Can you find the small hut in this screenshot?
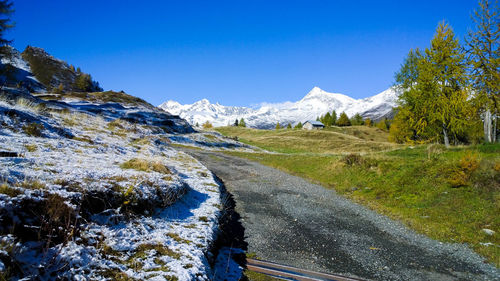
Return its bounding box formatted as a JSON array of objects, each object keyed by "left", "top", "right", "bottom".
[{"left": 303, "top": 120, "right": 324, "bottom": 130}]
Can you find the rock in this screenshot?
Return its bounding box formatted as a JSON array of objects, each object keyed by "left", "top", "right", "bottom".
[{"left": 481, "top": 228, "right": 495, "bottom": 236}]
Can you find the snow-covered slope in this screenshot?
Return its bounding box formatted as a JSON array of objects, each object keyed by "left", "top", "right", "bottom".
[
  {"left": 0, "top": 89, "right": 249, "bottom": 280},
  {"left": 159, "top": 87, "right": 399, "bottom": 129},
  {"left": 0, "top": 47, "right": 45, "bottom": 92}
]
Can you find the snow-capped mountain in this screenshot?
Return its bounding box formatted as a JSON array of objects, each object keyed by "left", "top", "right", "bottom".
[{"left": 159, "top": 87, "right": 399, "bottom": 129}]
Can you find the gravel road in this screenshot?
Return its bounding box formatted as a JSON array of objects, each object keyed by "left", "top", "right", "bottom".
[{"left": 183, "top": 149, "right": 499, "bottom": 281}]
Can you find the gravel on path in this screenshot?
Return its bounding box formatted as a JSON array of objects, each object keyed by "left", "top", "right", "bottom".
[{"left": 183, "top": 149, "right": 499, "bottom": 281}]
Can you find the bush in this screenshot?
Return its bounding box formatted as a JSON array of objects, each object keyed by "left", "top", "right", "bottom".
[
  {"left": 342, "top": 153, "right": 364, "bottom": 166},
  {"left": 448, "top": 152, "right": 480, "bottom": 187},
  {"left": 22, "top": 122, "right": 44, "bottom": 137},
  {"left": 24, "top": 144, "right": 37, "bottom": 152}
]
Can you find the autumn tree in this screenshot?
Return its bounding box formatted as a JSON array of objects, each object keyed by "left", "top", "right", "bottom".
[
  {"left": 336, "top": 112, "right": 351, "bottom": 126},
  {"left": 392, "top": 22, "right": 474, "bottom": 146},
  {"left": 466, "top": 0, "right": 500, "bottom": 142},
  {"left": 423, "top": 22, "right": 472, "bottom": 146},
  {"left": 365, "top": 118, "right": 372, "bottom": 126},
  {"left": 202, "top": 121, "right": 213, "bottom": 129},
  {"left": 74, "top": 73, "right": 93, "bottom": 92}
]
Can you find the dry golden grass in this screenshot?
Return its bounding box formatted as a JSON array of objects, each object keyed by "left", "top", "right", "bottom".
[
  {"left": 215, "top": 126, "right": 399, "bottom": 154},
  {"left": 120, "top": 158, "right": 171, "bottom": 174}
]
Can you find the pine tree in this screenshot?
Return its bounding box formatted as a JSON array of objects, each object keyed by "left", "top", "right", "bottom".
[
  {"left": 331, "top": 110, "right": 337, "bottom": 125},
  {"left": 336, "top": 112, "right": 351, "bottom": 126},
  {"left": 323, "top": 112, "right": 332, "bottom": 126},
  {"left": 351, "top": 113, "right": 364, "bottom": 125},
  {"left": 466, "top": 0, "right": 500, "bottom": 143},
  {"left": 286, "top": 123, "right": 292, "bottom": 129},
  {"left": 0, "top": 0, "right": 13, "bottom": 57},
  {"left": 294, "top": 122, "right": 303, "bottom": 129},
  {"left": 275, "top": 122, "right": 281, "bottom": 130},
  {"left": 234, "top": 119, "right": 239, "bottom": 126},
  {"left": 239, "top": 118, "right": 246, "bottom": 127}
]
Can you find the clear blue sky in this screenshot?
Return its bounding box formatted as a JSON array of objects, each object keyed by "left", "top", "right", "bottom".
[{"left": 11, "top": 0, "right": 477, "bottom": 106}]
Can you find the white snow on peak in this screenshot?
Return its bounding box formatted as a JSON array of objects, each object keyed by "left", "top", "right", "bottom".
[{"left": 159, "top": 87, "right": 400, "bottom": 129}]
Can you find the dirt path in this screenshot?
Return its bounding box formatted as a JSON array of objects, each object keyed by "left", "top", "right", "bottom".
[{"left": 183, "top": 149, "right": 499, "bottom": 281}]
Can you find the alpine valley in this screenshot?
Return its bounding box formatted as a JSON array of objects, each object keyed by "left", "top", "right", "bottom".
[{"left": 159, "top": 87, "right": 399, "bottom": 129}]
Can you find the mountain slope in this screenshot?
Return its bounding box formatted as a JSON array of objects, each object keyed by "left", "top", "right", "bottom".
[
  {"left": 21, "top": 46, "right": 102, "bottom": 92},
  {"left": 159, "top": 87, "right": 399, "bottom": 129},
  {"left": 0, "top": 47, "right": 45, "bottom": 92}
]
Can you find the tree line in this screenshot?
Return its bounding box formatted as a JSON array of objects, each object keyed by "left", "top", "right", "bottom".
[{"left": 390, "top": 0, "right": 499, "bottom": 146}]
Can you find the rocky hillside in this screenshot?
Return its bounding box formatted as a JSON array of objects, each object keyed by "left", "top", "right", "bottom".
[
  {"left": 159, "top": 87, "right": 399, "bottom": 129},
  {"left": 0, "top": 47, "right": 250, "bottom": 280},
  {"left": 21, "top": 46, "right": 102, "bottom": 92},
  {"left": 0, "top": 47, "right": 45, "bottom": 92}
]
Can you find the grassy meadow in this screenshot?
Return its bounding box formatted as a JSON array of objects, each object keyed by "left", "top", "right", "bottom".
[{"left": 214, "top": 126, "right": 500, "bottom": 266}]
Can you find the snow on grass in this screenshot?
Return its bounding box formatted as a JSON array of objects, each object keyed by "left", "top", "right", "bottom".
[{"left": 0, "top": 95, "right": 233, "bottom": 280}]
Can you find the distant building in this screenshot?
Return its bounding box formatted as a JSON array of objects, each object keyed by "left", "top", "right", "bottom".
[{"left": 303, "top": 120, "right": 324, "bottom": 130}]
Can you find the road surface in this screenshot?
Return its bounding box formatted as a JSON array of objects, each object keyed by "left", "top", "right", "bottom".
[{"left": 183, "top": 149, "right": 499, "bottom": 281}]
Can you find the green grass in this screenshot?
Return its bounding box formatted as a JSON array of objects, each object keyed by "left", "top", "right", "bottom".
[
  {"left": 245, "top": 270, "right": 284, "bottom": 281},
  {"left": 217, "top": 127, "right": 500, "bottom": 266}
]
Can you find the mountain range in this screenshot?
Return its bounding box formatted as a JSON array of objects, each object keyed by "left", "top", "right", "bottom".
[{"left": 159, "top": 87, "right": 399, "bottom": 129}]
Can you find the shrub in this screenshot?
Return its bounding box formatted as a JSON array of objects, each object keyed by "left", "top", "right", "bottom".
[
  {"left": 22, "top": 122, "right": 44, "bottom": 137},
  {"left": 448, "top": 153, "right": 480, "bottom": 187},
  {"left": 107, "top": 119, "right": 124, "bottom": 131},
  {"left": 342, "top": 153, "right": 364, "bottom": 166},
  {"left": 426, "top": 144, "right": 444, "bottom": 160},
  {"left": 24, "top": 144, "right": 37, "bottom": 152},
  {"left": 43, "top": 194, "right": 76, "bottom": 244}
]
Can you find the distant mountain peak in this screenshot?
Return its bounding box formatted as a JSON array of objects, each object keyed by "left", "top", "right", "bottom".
[{"left": 159, "top": 87, "right": 399, "bottom": 129}]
